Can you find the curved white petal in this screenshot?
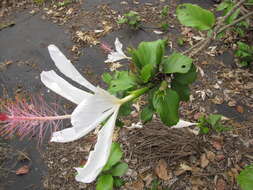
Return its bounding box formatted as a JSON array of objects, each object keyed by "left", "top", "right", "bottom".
[
  {"left": 75, "top": 105, "right": 120, "bottom": 183},
  {"left": 50, "top": 108, "right": 114, "bottom": 142},
  {"left": 115, "top": 38, "right": 125, "bottom": 55},
  {"left": 71, "top": 88, "right": 119, "bottom": 134},
  {"left": 48, "top": 45, "right": 96, "bottom": 92},
  {"left": 41, "top": 70, "right": 91, "bottom": 104},
  {"left": 105, "top": 38, "right": 128, "bottom": 63},
  {"left": 171, "top": 119, "right": 197, "bottom": 129}
]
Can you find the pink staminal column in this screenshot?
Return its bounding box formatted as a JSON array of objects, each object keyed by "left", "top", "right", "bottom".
[{"left": 0, "top": 96, "right": 71, "bottom": 143}]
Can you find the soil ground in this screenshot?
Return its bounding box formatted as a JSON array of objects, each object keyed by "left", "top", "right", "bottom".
[{"left": 0, "top": 0, "right": 252, "bottom": 190}]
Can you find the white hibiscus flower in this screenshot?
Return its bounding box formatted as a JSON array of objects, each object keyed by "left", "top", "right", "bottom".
[{"left": 40, "top": 44, "right": 196, "bottom": 184}]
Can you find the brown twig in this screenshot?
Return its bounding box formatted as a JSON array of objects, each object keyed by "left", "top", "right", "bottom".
[
  {"left": 184, "top": 0, "right": 252, "bottom": 58},
  {"left": 217, "top": 11, "right": 253, "bottom": 33}
]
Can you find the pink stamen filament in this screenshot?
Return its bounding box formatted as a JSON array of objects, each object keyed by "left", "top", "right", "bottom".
[{"left": 8, "top": 114, "right": 71, "bottom": 121}]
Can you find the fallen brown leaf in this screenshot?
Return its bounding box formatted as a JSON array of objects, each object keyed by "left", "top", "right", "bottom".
[
  {"left": 16, "top": 165, "right": 29, "bottom": 175},
  {"left": 211, "top": 141, "right": 222, "bottom": 150},
  {"left": 200, "top": 154, "right": 209, "bottom": 168},
  {"left": 236, "top": 105, "right": 244, "bottom": 113},
  {"left": 130, "top": 179, "right": 144, "bottom": 190},
  {"left": 215, "top": 154, "right": 225, "bottom": 161},
  {"left": 155, "top": 159, "right": 172, "bottom": 180},
  {"left": 216, "top": 178, "right": 226, "bottom": 190},
  {"left": 206, "top": 151, "right": 215, "bottom": 162}
]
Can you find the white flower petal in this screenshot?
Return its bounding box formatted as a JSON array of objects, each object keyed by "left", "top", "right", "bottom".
[
  {"left": 41, "top": 70, "right": 91, "bottom": 104},
  {"left": 171, "top": 119, "right": 197, "bottom": 129},
  {"left": 48, "top": 45, "right": 96, "bottom": 92},
  {"left": 71, "top": 88, "right": 119, "bottom": 134},
  {"left": 75, "top": 105, "right": 120, "bottom": 183},
  {"left": 50, "top": 108, "right": 114, "bottom": 143},
  {"left": 104, "top": 38, "right": 128, "bottom": 63},
  {"left": 115, "top": 38, "right": 125, "bottom": 55}
]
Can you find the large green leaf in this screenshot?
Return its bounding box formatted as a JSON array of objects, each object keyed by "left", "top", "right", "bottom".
[
  {"left": 103, "top": 142, "right": 123, "bottom": 171},
  {"left": 131, "top": 39, "right": 166, "bottom": 82},
  {"left": 96, "top": 174, "right": 113, "bottom": 190},
  {"left": 153, "top": 89, "right": 180, "bottom": 126},
  {"left": 173, "top": 64, "right": 197, "bottom": 85},
  {"left": 237, "top": 164, "right": 253, "bottom": 190},
  {"left": 109, "top": 71, "right": 136, "bottom": 93},
  {"left": 111, "top": 162, "right": 129, "bottom": 177},
  {"left": 163, "top": 52, "right": 192, "bottom": 74},
  {"left": 176, "top": 3, "right": 215, "bottom": 30}
]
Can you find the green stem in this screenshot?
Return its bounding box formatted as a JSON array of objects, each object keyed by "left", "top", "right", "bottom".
[{"left": 119, "top": 86, "right": 150, "bottom": 104}]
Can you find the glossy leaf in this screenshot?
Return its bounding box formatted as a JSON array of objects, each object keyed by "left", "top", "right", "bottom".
[
  {"left": 109, "top": 71, "right": 136, "bottom": 93},
  {"left": 173, "top": 64, "right": 197, "bottom": 85},
  {"left": 163, "top": 53, "right": 192, "bottom": 74},
  {"left": 176, "top": 3, "right": 215, "bottom": 30},
  {"left": 131, "top": 40, "right": 166, "bottom": 82},
  {"left": 237, "top": 164, "right": 253, "bottom": 190},
  {"left": 111, "top": 162, "right": 129, "bottom": 177},
  {"left": 141, "top": 63, "right": 154, "bottom": 82},
  {"left": 103, "top": 142, "right": 123, "bottom": 171},
  {"left": 96, "top": 174, "right": 113, "bottom": 190},
  {"left": 153, "top": 89, "right": 180, "bottom": 126}
]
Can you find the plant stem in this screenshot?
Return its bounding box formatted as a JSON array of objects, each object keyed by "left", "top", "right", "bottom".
[
  {"left": 217, "top": 11, "right": 253, "bottom": 33},
  {"left": 119, "top": 86, "right": 150, "bottom": 104}
]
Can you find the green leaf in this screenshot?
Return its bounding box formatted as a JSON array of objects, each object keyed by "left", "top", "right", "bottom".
[
  {"left": 140, "top": 105, "right": 154, "bottom": 123},
  {"left": 131, "top": 39, "right": 166, "bottom": 70},
  {"left": 96, "top": 174, "right": 113, "bottom": 190},
  {"left": 111, "top": 162, "right": 129, "bottom": 177},
  {"left": 141, "top": 63, "right": 154, "bottom": 82},
  {"left": 173, "top": 64, "right": 197, "bottom": 85},
  {"left": 226, "top": 8, "right": 240, "bottom": 24},
  {"left": 153, "top": 88, "right": 180, "bottom": 126},
  {"left": 216, "top": 2, "right": 230, "bottom": 11},
  {"left": 176, "top": 3, "right": 215, "bottom": 30},
  {"left": 109, "top": 71, "right": 136, "bottom": 93},
  {"left": 207, "top": 114, "right": 222, "bottom": 127},
  {"left": 103, "top": 142, "right": 123, "bottom": 171},
  {"left": 171, "top": 82, "right": 190, "bottom": 101},
  {"left": 161, "top": 6, "right": 169, "bottom": 17},
  {"left": 102, "top": 72, "right": 113, "bottom": 85},
  {"left": 163, "top": 52, "right": 192, "bottom": 74},
  {"left": 237, "top": 164, "right": 253, "bottom": 190},
  {"left": 118, "top": 101, "right": 132, "bottom": 116},
  {"left": 114, "top": 177, "right": 125, "bottom": 188}
]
